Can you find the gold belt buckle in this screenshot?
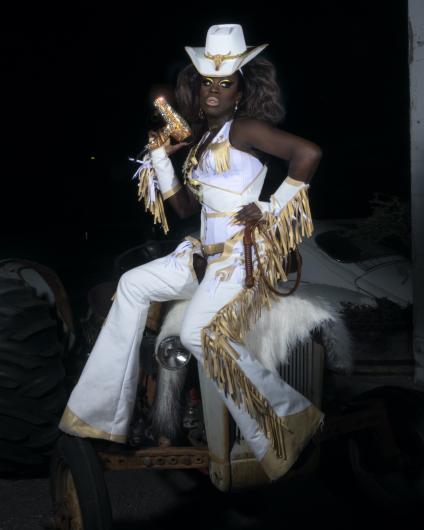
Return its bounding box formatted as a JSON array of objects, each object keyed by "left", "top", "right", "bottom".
[{"left": 202, "top": 242, "right": 225, "bottom": 256}]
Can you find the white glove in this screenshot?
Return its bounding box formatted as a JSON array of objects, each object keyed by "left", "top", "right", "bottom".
[
  {"left": 149, "top": 146, "right": 182, "bottom": 200},
  {"left": 255, "top": 176, "right": 309, "bottom": 215}
]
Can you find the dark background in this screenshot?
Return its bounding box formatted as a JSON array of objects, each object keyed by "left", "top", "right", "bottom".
[
  {"left": 1, "top": 1, "right": 410, "bottom": 300},
  {"left": 0, "top": 4, "right": 415, "bottom": 526}
]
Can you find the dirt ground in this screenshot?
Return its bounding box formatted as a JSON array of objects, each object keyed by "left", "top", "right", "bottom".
[{"left": 0, "top": 464, "right": 422, "bottom": 530}]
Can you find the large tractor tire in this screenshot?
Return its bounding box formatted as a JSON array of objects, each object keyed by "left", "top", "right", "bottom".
[
  {"left": 0, "top": 274, "right": 67, "bottom": 474},
  {"left": 50, "top": 434, "right": 112, "bottom": 530}
]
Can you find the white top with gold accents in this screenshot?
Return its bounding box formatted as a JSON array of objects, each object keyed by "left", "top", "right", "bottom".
[{"left": 188, "top": 120, "right": 267, "bottom": 246}]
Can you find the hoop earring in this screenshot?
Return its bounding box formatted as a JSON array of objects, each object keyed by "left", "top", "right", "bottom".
[{"left": 199, "top": 108, "right": 205, "bottom": 119}]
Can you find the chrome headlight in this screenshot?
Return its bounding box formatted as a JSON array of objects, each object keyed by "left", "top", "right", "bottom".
[{"left": 155, "top": 336, "right": 191, "bottom": 370}]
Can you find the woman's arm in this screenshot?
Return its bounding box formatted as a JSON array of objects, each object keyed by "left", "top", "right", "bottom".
[
  {"left": 167, "top": 186, "right": 201, "bottom": 219},
  {"left": 149, "top": 141, "right": 200, "bottom": 219},
  {"left": 230, "top": 118, "right": 322, "bottom": 183},
  {"left": 230, "top": 118, "right": 322, "bottom": 225}
]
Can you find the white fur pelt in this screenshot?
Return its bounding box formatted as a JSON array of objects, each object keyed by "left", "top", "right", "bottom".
[
  {"left": 156, "top": 283, "right": 376, "bottom": 375},
  {"left": 150, "top": 283, "right": 375, "bottom": 439}
]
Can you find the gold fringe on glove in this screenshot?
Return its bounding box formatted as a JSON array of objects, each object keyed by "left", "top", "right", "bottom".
[
  {"left": 136, "top": 158, "right": 169, "bottom": 235},
  {"left": 201, "top": 185, "right": 314, "bottom": 459}
]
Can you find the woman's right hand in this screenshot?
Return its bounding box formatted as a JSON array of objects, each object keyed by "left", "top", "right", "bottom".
[
  {"left": 148, "top": 130, "right": 191, "bottom": 157},
  {"left": 164, "top": 140, "right": 192, "bottom": 157}
]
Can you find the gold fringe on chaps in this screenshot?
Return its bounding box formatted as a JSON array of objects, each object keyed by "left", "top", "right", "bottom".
[
  {"left": 136, "top": 157, "right": 169, "bottom": 235},
  {"left": 201, "top": 186, "right": 314, "bottom": 460}
]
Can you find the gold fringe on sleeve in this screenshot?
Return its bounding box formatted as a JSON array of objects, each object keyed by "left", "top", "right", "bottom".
[
  {"left": 201, "top": 185, "right": 314, "bottom": 460},
  {"left": 136, "top": 154, "right": 169, "bottom": 235}
]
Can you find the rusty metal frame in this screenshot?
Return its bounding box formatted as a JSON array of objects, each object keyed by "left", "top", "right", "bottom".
[{"left": 97, "top": 446, "right": 209, "bottom": 471}]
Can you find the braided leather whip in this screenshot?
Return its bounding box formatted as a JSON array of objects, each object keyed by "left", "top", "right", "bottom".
[{"left": 243, "top": 220, "right": 303, "bottom": 297}]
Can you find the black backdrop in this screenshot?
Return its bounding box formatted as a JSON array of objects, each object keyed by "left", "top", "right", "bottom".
[{"left": 1, "top": 1, "right": 410, "bottom": 289}]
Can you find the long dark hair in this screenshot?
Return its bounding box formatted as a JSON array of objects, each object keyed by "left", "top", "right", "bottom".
[{"left": 175, "top": 56, "right": 286, "bottom": 142}]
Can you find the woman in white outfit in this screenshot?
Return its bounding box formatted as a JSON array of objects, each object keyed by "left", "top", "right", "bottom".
[{"left": 60, "top": 23, "right": 324, "bottom": 481}]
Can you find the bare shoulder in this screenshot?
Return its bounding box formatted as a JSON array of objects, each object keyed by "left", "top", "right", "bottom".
[
  {"left": 230, "top": 118, "right": 273, "bottom": 150},
  {"left": 230, "top": 117, "right": 322, "bottom": 162},
  {"left": 231, "top": 117, "right": 272, "bottom": 136}
]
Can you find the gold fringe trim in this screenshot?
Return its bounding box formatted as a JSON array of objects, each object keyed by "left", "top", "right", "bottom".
[
  {"left": 201, "top": 186, "right": 314, "bottom": 460},
  {"left": 208, "top": 139, "right": 231, "bottom": 173},
  {"left": 182, "top": 136, "right": 230, "bottom": 188},
  {"left": 136, "top": 159, "right": 169, "bottom": 235}
]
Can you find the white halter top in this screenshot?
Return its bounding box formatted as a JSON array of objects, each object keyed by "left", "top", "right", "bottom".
[{"left": 187, "top": 120, "right": 268, "bottom": 246}]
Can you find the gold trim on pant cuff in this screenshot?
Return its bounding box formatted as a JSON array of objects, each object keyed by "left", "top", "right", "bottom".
[
  {"left": 259, "top": 405, "right": 324, "bottom": 481},
  {"left": 59, "top": 406, "right": 127, "bottom": 443}
]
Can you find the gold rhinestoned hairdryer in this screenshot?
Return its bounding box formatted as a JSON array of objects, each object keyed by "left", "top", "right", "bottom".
[
  {"left": 129, "top": 97, "right": 192, "bottom": 163},
  {"left": 146, "top": 97, "right": 192, "bottom": 150}
]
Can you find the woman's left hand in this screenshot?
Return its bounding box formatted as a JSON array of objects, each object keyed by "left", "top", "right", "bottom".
[{"left": 231, "top": 203, "right": 263, "bottom": 225}]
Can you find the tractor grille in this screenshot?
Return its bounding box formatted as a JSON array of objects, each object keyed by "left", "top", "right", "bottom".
[{"left": 279, "top": 338, "right": 324, "bottom": 408}]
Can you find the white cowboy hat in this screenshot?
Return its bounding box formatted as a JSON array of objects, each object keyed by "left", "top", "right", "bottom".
[{"left": 185, "top": 24, "right": 268, "bottom": 77}]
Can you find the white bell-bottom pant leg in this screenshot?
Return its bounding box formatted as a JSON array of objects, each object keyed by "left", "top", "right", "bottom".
[
  {"left": 179, "top": 258, "right": 318, "bottom": 463},
  {"left": 60, "top": 245, "right": 198, "bottom": 441}
]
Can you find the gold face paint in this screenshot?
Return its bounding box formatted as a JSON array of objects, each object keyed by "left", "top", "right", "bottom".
[{"left": 202, "top": 77, "right": 235, "bottom": 88}]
